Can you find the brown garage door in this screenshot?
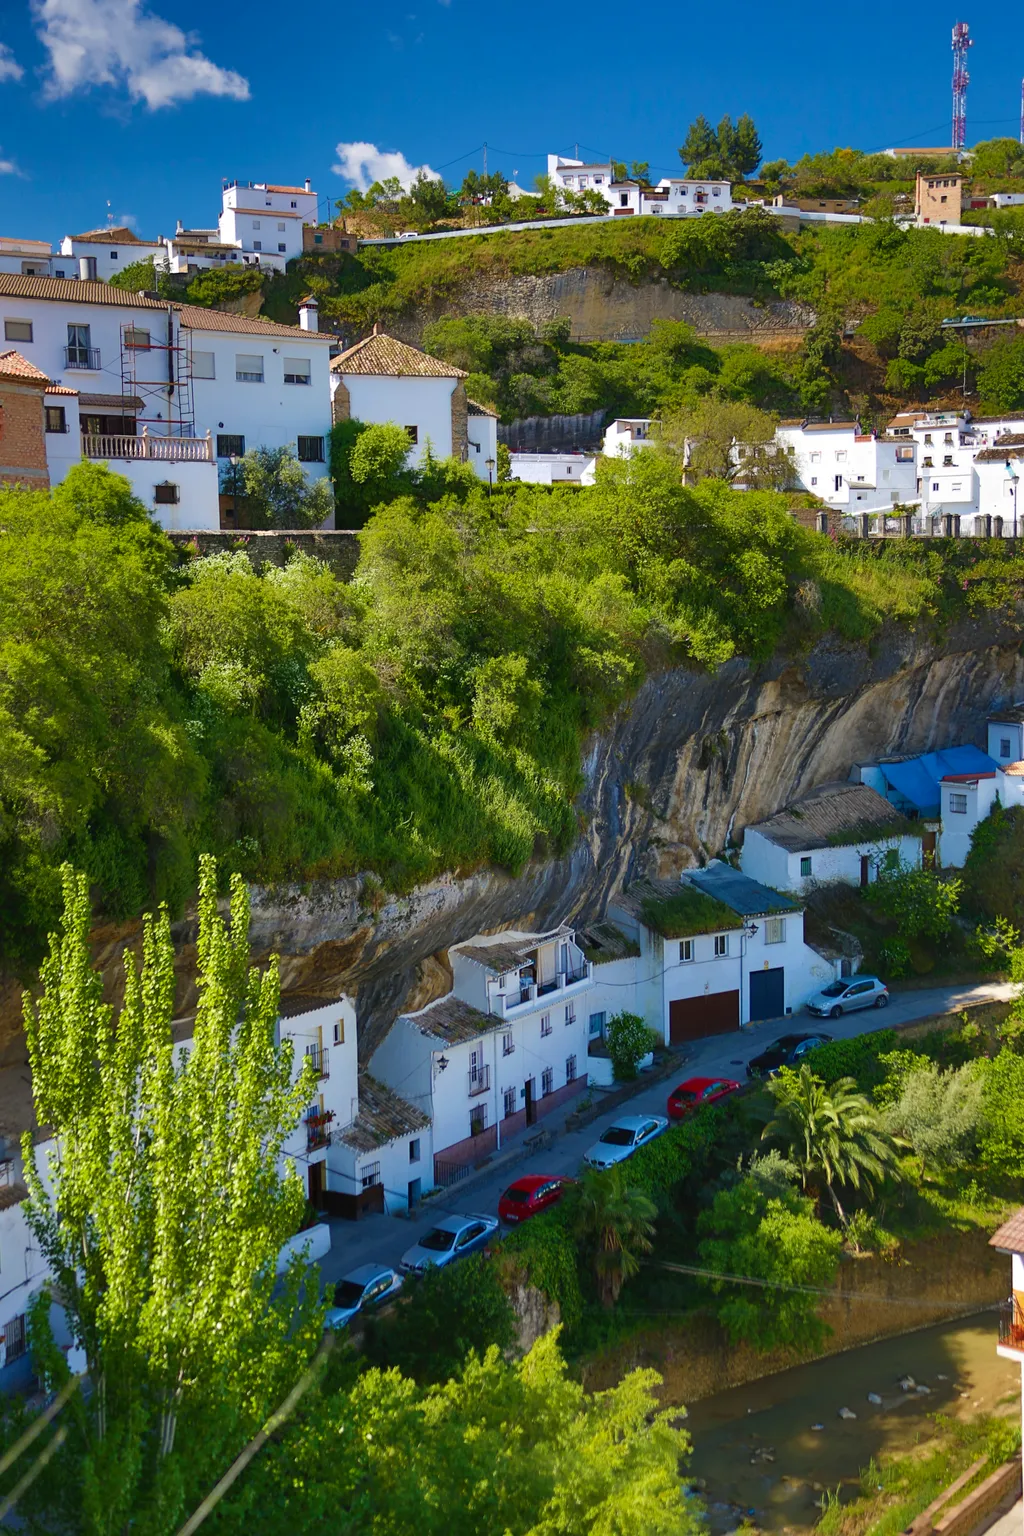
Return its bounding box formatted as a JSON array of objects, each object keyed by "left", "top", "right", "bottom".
[{"left": 669, "top": 991, "right": 740, "bottom": 1044}]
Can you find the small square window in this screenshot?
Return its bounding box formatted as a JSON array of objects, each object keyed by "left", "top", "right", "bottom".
[
  {"left": 284, "top": 357, "right": 311, "bottom": 385},
  {"left": 764, "top": 916, "right": 785, "bottom": 945},
  {"left": 588, "top": 1011, "right": 605, "bottom": 1037},
  {"left": 252, "top": 220, "right": 261, "bottom": 230},
  {"left": 948, "top": 792, "right": 968, "bottom": 814},
  {"left": 278, "top": 244, "right": 287, "bottom": 253},
  {"left": 253, "top": 241, "right": 262, "bottom": 251},
  {"left": 44, "top": 406, "right": 67, "bottom": 434},
  {"left": 153, "top": 482, "right": 179, "bottom": 505},
  {"left": 1000, "top": 737, "right": 1012, "bottom": 758},
  {"left": 191, "top": 350, "right": 215, "bottom": 380},
  {"left": 124, "top": 327, "right": 150, "bottom": 350},
  {"left": 714, "top": 933, "right": 728, "bottom": 958},
  {"left": 109, "top": 251, "right": 118, "bottom": 260},
  {"left": 799, "top": 856, "right": 812, "bottom": 877},
  {"left": 297, "top": 435, "right": 324, "bottom": 462},
  {"left": 679, "top": 939, "right": 693, "bottom": 962},
  {"left": 4, "top": 319, "right": 33, "bottom": 343},
  {"left": 277, "top": 222, "right": 286, "bottom": 232},
  {"left": 235, "top": 354, "right": 264, "bottom": 383},
  {"left": 405, "top": 425, "right": 418, "bottom": 445},
  {"left": 291, "top": 200, "right": 298, "bottom": 208},
  {"left": 217, "top": 434, "right": 245, "bottom": 458},
  {"left": 408, "top": 1139, "right": 420, "bottom": 1163}
]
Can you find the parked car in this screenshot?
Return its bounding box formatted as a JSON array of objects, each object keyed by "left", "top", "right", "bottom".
[
  {"left": 498, "top": 1174, "right": 574, "bottom": 1224},
  {"left": 667, "top": 1076, "right": 741, "bottom": 1120},
  {"left": 806, "top": 976, "right": 889, "bottom": 1019},
  {"left": 323, "top": 1263, "right": 402, "bottom": 1330},
  {"left": 746, "top": 1032, "right": 833, "bottom": 1079},
  {"left": 583, "top": 1114, "right": 669, "bottom": 1171},
  {"left": 399, "top": 1213, "right": 500, "bottom": 1275}
]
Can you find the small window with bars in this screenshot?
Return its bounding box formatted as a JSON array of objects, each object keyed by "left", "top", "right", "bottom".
[
  {"left": 360, "top": 1161, "right": 381, "bottom": 1190},
  {"left": 764, "top": 917, "right": 785, "bottom": 945},
  {"left": 503, "top": 1088, "right": 516, "bottom": 1118},
  {"left": 3, "top": 1314, "right": 26, "bottom": 1363},
  {"left": 566, "top": 1054, "right": 577, "bottom": 1083},
  {"left": 540, "top": 1013, "right": 552, "bottom": 1037},
  {"left": 948, "top": 792, "right": 968, "bottom": 814},
  {"left": 217, "top": 434, "right": 245, "bottom": 459},
  {"left": 502, "top": 1032, "right": 514, "bottom": 1056},
  {"left": 153, "top": 482, "right": 179, "bottom": 505},
  {"left": 297, "top": 435, "right": 324, "bottom": 462},
  {"left": 470, "top": 1104, "right": 488, "bottom": 1137},
  {"left": 564, "top": 1002, "right": 575, "bottom": 1026},
  {"left": 541, "top": 1067, "right": 554, "bottom": 1097}
]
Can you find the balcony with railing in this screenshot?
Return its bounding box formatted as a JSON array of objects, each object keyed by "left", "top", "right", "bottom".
[
  {"left": 82, "top": 428, "right": 214, "bottom": 463},
  {"left": 468, "top": 1064, "right": 490, "bottom": 1097},
  {"left": 491, "top": 960, "right": 594, "bottom": 1018},
  {"left": 997, "top": 1297, "right": 1024, "bottom": 1356},
  {"left": 305, "top": 1046, "right": 329, "bottom": 1080},
  {"left": 305, "top": 1109, "right": 334, "bottom": 1153},
  {"left": 64, "top": 346, "right": 101, "bottom": 370}
]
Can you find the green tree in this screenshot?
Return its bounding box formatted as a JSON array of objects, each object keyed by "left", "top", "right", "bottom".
[
  {"left": 978, "top": 336, "right": 1024, "bottom": 413},
  {"left": 969, "top": 137, "right": 1024, "bottom": 179},
  {"left": 868, "top": 862, "right": 962, "bottom": 942},
  {"left": 408, "top": 171, "right": 451, "bottom": 227},
  {"left": 605, "top": 1010, "right": 657, "bottom": 1081},
  {"left": 359, "top": 1255, "right": 515, "bottom": 1384},
  {"left": 697, "top": 1173, "right": 843, "bottom": 1350},
  {"left": 679, "top": 114, "right": 718, "bottom": 169},
  {"left": 658, "top": 399, "right": 791, "bottom": 487},
  {"left": 981, "top": 1048, "right": 1024, "bottom": 1175},
  {"left": 883, "top": 1059, "right": 987, "bottom": 1176},
  {"left": 762, "top": 1065, "right": 903, "bottom": 1223},
  {"left": 330, "top": 419, "right": 413, "bottom": 521},
  {"left": 572, "top": 1167, "right": 657, "bottom": 1307},
  {"left": 107, "top": 256, "right": 174, "bottom": 295},
  {"left": 20, "top": 857, "right": 321, "bottom": 1532},
  {"left": 225, "top": 444, "right": 335, "bottom": 530},
  {"left": 733, "top": 114, "right": 763, "bottom": 176}
]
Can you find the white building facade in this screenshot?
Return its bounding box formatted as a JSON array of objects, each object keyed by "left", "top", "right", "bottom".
[
  {"left": 741, "top": 781, "right": 924, "bottom": 894},
  {"left": 547, "top": 157, "right": 733, "bottom": 218},
  {"left": 57, "top": 228, "right": 165, "bottom": 283},
  {"left": 777, "top": 420, "right": 918, "bottom": 512},
  {"left": 0, "top": 237, "right": 53, "bottom": 277},
  {"left": 0, "top": 273, "right": 332, "bottom": 529},
  {"left": 509, "top": 451, "right": 592, "bottom": 485}
]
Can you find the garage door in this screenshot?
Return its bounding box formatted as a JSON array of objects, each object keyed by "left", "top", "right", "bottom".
[
  {"left": 749, "top": 967, "right": 785, "bottom": 1023},
  {"left": 669, "top": 991, "right": 739, "bottom": 1044}
]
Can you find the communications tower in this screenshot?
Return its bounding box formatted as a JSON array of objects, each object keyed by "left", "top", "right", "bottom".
[
  {"left": 952, "top": 21, "right": 972, "bottom": 152},
  {"left": 1020, "top": 77, "right": 1023, "bottom": 144}
]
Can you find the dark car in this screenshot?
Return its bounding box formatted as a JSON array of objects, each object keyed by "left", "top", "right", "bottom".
[
  {"left": 746, "top": 1032, "right": 832, "bottom": 1079},
  {"left": 498, "top": 1174, "right": 574, "bottom": 1224}
]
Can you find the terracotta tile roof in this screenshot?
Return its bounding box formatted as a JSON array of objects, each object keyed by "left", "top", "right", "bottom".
[
  {"left": 0, "top": 350, "right": 50, "bottom": 384},
  {"left": 69, "top": 227, "right": 153, "bottom": 245},
  {"left": 177, "top": 304, "right": 328, "bottom": 341},
  {"left": 0, "top": 272, "right": 168, "bottom": 308},
  {"left": 407, "top": 994, "right": 497, "bottom": 1045},
  {"left": 277, "top": 992, "right": 348, "bottom": 1020},
  {"left": 331, "top": 330, "right": 467, "bottom": 379},
  {"left": 1003, "top": 761, "right": 1024, "bottom": 776},
  {"left": 467, "top": 399, "right": 498, "bottom": 417},
  {"left": 44, "top": 385, "right": 78, "bottom": 397},
  {"left": 0, "top": 274, "right": 324, "bottom": 341},
  {"left": 746, "top": 781, "right": 914, "bottom": 854},
  {"left": 334, "top": 1072, "right": 430, "bottom": 1153},
  {"left": 265, "top": 184, "right": 311, "bottom": 195},
  {"left": 990, "top": 1207, "right": 1024, "bottom": 1252},
  {"left": 802, "top": 421, "right": 858, "bottom": 433},
  {"left": 974, "top": 447, "right": 1024, "bottom": 462},
  {"left": 0, "top": 1183, "right": 28, "bottom": 1212},
  {"left": 994, "top": 433, "right": 1024, "bottom": 446},
  {"left": 78, "top": 393, "right": 142, "bottom": 410}
]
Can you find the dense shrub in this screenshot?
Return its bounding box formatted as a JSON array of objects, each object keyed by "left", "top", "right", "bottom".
[
  {"left": 359, "top": 1255, "right": 515, "bottom": 1383},
  {"left": 499, "top": 1209, "right": 584, "bottom": 1328},
  {"left": 802, "top": 1030, "right": 899, "bottom": 1090}
]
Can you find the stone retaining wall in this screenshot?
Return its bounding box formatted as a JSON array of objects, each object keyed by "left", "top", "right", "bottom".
[{"left": 166, "top": 529, "right": 361, "bottom": 579}]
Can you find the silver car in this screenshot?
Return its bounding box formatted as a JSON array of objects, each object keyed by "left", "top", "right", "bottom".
[
  {"left": 323, "top": 1263, "right": 402, "bottom": 1330},
  {"left": 583, "top": 1114, "right": 669, "bottom": 1171},
  {"left": 806, "top": 975, "right": 889, "bottom": 1019},
  {"left": 399, "top": 1213, "right": 499, "bottom": 1275}
]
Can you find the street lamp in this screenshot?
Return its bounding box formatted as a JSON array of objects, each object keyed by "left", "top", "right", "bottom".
[
  {"left": 1008, "top": 459, "right": 1019, "bottom": 542},
  {"left": 485, "top": 456, "right": 495, "bottom": 497}
]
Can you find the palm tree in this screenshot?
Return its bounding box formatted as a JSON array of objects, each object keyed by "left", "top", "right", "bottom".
[
  {"left": 761, "top": 1065, "right": 903, "bottom": 1225},
  {"left": 572, "top": 1167, "right": 657, "bottom": 1308}
]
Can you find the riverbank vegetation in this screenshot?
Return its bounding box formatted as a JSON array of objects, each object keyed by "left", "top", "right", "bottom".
[{"left": 5, "top": 460, "right": 1024, "bottom": 972}]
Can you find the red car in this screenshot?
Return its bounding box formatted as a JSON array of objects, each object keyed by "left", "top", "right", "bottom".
[
  {"left": 667, "top": 1076, "right": 741, "bottom": 1120},
  {"left": 498, "top": 1174, "right": 573, "bottom": 1225}
]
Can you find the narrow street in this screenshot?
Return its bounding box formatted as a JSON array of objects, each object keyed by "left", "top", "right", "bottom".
[{"left": 315, "top": 978, "right": 1015, "bottom": 1289}]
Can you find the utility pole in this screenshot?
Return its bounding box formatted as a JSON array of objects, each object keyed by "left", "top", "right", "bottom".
[
  {"left": 483, "top": 142, "right": 487, "bottom": 179},
  {"left": 1020, "top": 79, "right": 1023, "bottom": 145}
]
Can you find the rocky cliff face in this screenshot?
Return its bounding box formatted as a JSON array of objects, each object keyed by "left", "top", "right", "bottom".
[
  {"left": 3, "top": 617, "right": 1021, "bottom": 1065},
  {"left": 386, "top": 267, "right": 816, "bottom": 346}
]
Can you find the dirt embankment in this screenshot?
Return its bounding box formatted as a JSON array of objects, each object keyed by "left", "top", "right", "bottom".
[{"left": 579, "top": 1228, "right": 1008, "bottom": 1405}]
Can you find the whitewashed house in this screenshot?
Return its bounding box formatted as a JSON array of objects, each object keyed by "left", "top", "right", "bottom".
[
  {"left": 370, "top": 927, "right": 593, "bottom": 1184},
  {"left": 0, "top": 237, "right": 52, "bottom": 277},
  {"left": 546, "top": 157, "right": 733, "bottom": 218},
  {"left": 603, "top": 418, "right": 654, "bottom": 457},
  {"left": 607, "top": 863, "right": 837, "bottom": 1046},
  {"left": 57, "top": 228, "right": 165, "bottom": 283},
  {"left": 331, "top": 1074, "right": 433, "bottom": 1216},
  {"left": 331, "top": 329, "right": 495, "bottom": 480},
  {"left": 509, "top": 452, "right": 592, "bottom": 485},
  {"left": 0, "top": 274, "right": 332, "bottom": 529},
  {"left": 160, "top": 178, "right": 320, "bottom": 275},
  {"left": 777, "top": 420, "right": 918, "bottom": 512},
  {"left": 741, "top": 781, "right": 924, "bottom": 894}
]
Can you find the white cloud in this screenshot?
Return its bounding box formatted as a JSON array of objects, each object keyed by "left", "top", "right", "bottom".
[
  {"left": 332, "top": 141, "right": 440, "bottom": 193},
  {"left": 0, "top": 43, "right": 24, "bottom": 81},
  {"left": 0, "top": 150, "right": 23, "bottom": 175},
  {"left": 32, "top": 0, "right": 251, "bottom": 108}
]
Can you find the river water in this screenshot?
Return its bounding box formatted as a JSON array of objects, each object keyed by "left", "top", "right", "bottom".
[{"left": 685, "top": 1312, "right": 1021, "bottom": 1534}]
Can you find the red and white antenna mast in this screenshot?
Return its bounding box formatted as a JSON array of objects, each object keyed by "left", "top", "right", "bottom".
[
  {"left": 1019, "top": 77, "right": 1023, "bottom": 145},
  {"left": 951, "top": 21, "right": 972, "bottom": 151}
]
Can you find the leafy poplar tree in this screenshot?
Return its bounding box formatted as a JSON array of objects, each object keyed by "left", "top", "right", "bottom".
[{"left": 20, "top": 856, "right": 321, "bottom": 1533}]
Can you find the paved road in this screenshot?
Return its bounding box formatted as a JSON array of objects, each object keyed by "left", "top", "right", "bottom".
[{"left": 315, "top": 980, "right": 1014, "bottom": 1290}]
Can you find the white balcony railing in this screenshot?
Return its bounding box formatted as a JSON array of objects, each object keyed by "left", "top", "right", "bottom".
[
  {"left": 82, "top": 428, "right": 214, "bottom": 463},
  {"left": 491, "top": 961, "right": 593, "bottom": 1017}
]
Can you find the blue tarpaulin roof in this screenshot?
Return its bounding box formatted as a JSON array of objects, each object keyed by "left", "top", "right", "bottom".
[
  {"left": 878, "top": 745, "right": 998, "bottom": 816},
  {"left": 687, "top": 863, "right": 800, "bottom": 916}
]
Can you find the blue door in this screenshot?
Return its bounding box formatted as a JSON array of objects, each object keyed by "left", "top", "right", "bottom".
[{"left": 750, "top": 967, "right": 785, "bottom": 1022}]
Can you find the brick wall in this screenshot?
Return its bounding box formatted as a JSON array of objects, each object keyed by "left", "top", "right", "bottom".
[
  {"left": 450, "top": 381, "right": 468, "bottom": 461},
  {"left": 0, "top": 381, "right": 49, "bottom": 490},
  {"left": 303, "top": 227, "right": 358, "bottom": 255},
  {"left": 434, "top": 1123, "right": 498, "bottom": 1175},
  {"left": 167, "top": 529, "right": 361, "bottom": 580}
]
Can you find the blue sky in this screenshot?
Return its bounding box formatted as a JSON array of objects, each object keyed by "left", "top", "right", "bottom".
[{"left": 0, "top": 0, "right": 1021, "bottom": 242}]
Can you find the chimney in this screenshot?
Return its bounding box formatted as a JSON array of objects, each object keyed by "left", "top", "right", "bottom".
[
  {"left": 304, "top": 178, "right": 311, "bottom": 193},
  {"left": 298, "top": 296, "right": 319, "bottom": 332},
  {"left": 79, "top": 255, "right": 96, "bottom": 282}
]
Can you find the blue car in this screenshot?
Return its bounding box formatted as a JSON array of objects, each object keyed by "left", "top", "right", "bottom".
[
  {"left": 324, "top": 1263, "right": 402, "bottom": 1330},
  {"left": 399, "top": 1213, "right": 499, "bottom": 1275}
]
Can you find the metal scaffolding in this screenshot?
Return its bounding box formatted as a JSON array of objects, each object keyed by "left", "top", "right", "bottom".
[{"left": 119, "top": 305, "right": 195, "bottom": 437}]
